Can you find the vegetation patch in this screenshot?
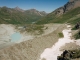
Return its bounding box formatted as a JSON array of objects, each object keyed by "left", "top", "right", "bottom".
[
  {"left": 25, "top": 24, "right": 44, "bottom": 35},
  {"left": 74, "top": 31, "right": 80, "bottom": 40},
  {"left": 58, "top": 32, "right": 64, "bottom": 38},
  {"left": 72, "top": 22, "right": 80, "bottom": 39},
  {"left": 71, "top": 26, "right": 77, "bottom": 30}
]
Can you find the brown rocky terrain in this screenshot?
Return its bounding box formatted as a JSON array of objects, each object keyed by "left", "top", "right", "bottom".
[{"left": 0, "top": 24, "right": 66, "bottom": 60}]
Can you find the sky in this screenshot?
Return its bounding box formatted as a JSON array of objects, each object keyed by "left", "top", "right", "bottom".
[{"left": 0, "top": 0, "right": 69, "bottom": 13}]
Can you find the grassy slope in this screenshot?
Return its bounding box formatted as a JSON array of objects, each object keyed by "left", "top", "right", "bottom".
[
  {"left": 0, "top": 7, "right": 45, "bottom": 24},
  {"left": 36, "top": 7, "right": 80, "bottom": 25}
]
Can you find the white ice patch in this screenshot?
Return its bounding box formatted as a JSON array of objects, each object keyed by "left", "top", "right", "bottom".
[
  {"left": 67, "top": 25, "right": 71, "bottom": 28},
  {"left": 39, "top": 25, "right": 74, "bottom": 60}
]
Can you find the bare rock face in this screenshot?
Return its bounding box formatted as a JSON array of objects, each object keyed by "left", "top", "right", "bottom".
[
  {"left": 69, "top": 0, "right": 74, "bottom": 2},
  {"left": 57, "top": 50, "right": 80, "bottom": 60},
  {"left": 54, "top": 7, "right": 64, "bottom": 16},
  {"left": 54, "top": 0, "right": 80, "bottom": 16},
  {"left": 74, "top": 0, "right": 80, "bottom": 8},
  {"left": 65, "top": 0, "right": 80, "bottom": 11}
]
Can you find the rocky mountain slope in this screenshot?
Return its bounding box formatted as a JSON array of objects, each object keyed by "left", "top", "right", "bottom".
[
  {"left": 0, "top": 6, "right": 47, "bottom": 24},
  {"left": 0, "top": 24, "right": 65, "bottom": 60},
  {"left": 36, "top": 0, "right": 80, "bottom": 24}
]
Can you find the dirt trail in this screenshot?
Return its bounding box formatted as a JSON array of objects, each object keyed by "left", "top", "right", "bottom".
[{"left": 0, "top": 24, "right": 66, "bottom": 60}]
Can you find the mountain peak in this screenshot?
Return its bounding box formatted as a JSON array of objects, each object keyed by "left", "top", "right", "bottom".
[
  {"left": 69, "top": 0, "right": 74, "bottom": 2},
  {"left": 52, "top": 0, "right": 80, "bottom": 16},
  {"left": 36, "top": 0, "right": 80, "bottom": 24},
  {"left": 25, "top": 9, "right": 47, "bottom": 16},
  {"left": 0, "top": 6, "right": 47, "bottom": 24},
  {"left": 15, "top": 6, "right": 20, "bottom": 9},
  {"left": 14, "top": 6, "right": 24, "bottom": 12},
  {"left": 28, "top": 9, "right": 38, "bottom": 12}
]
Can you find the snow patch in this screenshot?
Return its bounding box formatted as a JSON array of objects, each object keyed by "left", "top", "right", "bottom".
[{"left": 39, "top": 25, "right": 74, "bottom": 60}]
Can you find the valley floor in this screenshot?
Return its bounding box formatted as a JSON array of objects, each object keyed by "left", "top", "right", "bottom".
[
  {"left": 0, "top": 24, "right": 61, "bottom": 49},
  {"left": 0, "top": 24, "right": 65, "bottom": 60},
  {"left": 0, "top": 24, "right": 80, "bottom": 60}
]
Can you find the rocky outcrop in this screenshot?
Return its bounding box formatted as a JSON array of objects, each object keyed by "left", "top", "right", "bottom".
[
  {"left": 75, "top": 22, "right": 80, "bottom": 29},
  {"left": 57, "top": 50, "right": 80, "bottom": 60},
  {"left": 57, "top": 50, "right": 72, "bottom": 60},
  {"left": 54, "top": 0, "right": 80, "bottom": 16}
]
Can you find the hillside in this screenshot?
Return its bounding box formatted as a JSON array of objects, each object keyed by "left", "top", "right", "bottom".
[
  {"left": 0, "top": 6, "right": 47, "bottom": 24},
  {"left": 36, "top": 0, "right": 80, "bottom": 24}
]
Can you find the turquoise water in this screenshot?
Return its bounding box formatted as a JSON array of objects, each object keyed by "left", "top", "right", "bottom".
[{"left": 11, "top": 32, "right": 22, "bottom": 42}]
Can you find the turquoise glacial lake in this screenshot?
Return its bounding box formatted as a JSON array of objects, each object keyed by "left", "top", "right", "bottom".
[{"left": 11, "top": 32, "right": 22, "bottom": 42}]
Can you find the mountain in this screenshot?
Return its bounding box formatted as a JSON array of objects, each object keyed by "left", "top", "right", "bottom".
[
  {"left": 0, "top": 0, "right": 80, "bottom": 60},
  {"left": 0, "top": 6, "right": 47, "bottom": 24},
  {"left": 36, "top": 0, "right": 80, "bottom": 24},
  {"left": 14, "top": 6, "right": 25, "bottom": 12},
  {"left": 25, "top": 9, "right": 46, "bottom": 16}
]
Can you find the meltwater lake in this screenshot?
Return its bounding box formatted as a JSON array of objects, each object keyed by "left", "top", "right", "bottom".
[{"left": 11, "top": 32, "right": 22, "bottom": 42}]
